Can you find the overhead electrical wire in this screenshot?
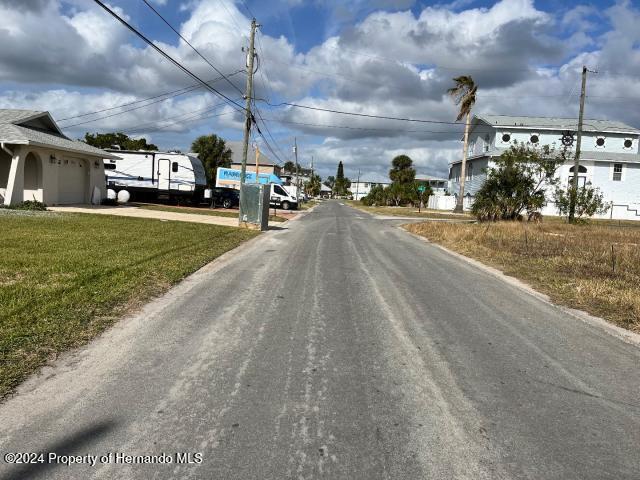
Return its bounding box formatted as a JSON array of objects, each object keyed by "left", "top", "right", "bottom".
[
  {"left": 140, "top": 0, "right": 245, "bottom": 96},
  {"left": 58, "top": 70, "right": 244, "bottom": 123},
  {"left": 93, "top": 0, "right": 245, "bottom": 115}
]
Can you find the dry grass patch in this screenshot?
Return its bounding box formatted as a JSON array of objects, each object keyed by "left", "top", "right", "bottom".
[{"left": 405, "top": 221, "right": 640, "bottom": 332}]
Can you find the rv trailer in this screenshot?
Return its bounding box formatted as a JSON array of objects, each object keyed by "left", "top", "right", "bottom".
[{"left": 104, "top": 149, "right": 207, "bottom": 202}]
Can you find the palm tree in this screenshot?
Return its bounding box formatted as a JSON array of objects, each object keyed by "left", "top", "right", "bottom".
[{"left": 447, "top": 75, "right": 477, "bottom": 213}]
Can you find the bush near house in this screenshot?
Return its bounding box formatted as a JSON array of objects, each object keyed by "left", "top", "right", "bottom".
[
  {"left": 0, "top": 213, "right": 258, "bottom": 397},
  {"left": 406, "top": 220, "right": 640, "bottom": 332}
]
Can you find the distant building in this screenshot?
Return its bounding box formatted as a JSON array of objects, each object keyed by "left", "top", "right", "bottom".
[
  {"left": 415, "top": 175, "right": 448, "bottom": 195},
  {"left": 350, "top": 180, "right": 391, "bottom": 201},
  {"left": 0, "top": 109, "right": 116, "bottom": 206},
  {"left": 447, "top": 114, "right": 640, "bottom": 219}
]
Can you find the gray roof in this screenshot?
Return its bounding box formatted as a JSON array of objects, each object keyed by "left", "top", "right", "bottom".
[
  {"left": 476, "top": 114, "right": 640, "bottom": 134},
  {"left": 456, "top": 148, "right": 640, "bottom": 164},
  {"left": 0, "top": 109, "right": 116, "bottom": 158}
]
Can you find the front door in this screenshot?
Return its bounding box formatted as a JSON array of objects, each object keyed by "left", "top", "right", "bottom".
[{"left": 157, "top": 158, "right": 171, "bottom": 191}]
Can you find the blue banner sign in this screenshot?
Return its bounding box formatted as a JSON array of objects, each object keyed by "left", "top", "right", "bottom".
[{"left": 217, "top": 167, "right": 283, "bottom": 185}]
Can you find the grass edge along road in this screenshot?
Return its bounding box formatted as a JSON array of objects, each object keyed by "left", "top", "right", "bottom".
[
  {"left": 0, "top": 212, "right": 259, "bottom": 398},
  {"left": 346, "top": 200, "right": 473, "bottom": 220},
  {"left": 405, "top": 220, "right": 640, "bottom": 333}
]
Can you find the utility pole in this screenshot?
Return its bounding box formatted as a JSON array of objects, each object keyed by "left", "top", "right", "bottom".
[
  {"left": 355, "top": 169, "right": 361, "bottom": 201},
  {"left": 569, "top": 65, "right": 588, "bottom": 223},
  {"left": 239, "top": 18, "right": 258, "bottom": 225},
  {"left": 293, "top": 137, "right": 299, "bottom": 202},
  {"left": 310, "top": 156, "right": 314, "bottom": 197},
  {"left": 254, "top": 144, "right": 260, "bottom": 183}
]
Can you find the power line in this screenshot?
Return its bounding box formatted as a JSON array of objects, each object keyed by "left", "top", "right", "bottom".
[
  {"left": 140, "top": 0, "right": 244, "bottom": 96},
  {"left": 60, "top": 77, "right": 243, "bottom": 128},
  {"left": 57, "top": 70, "right": 244, "bottom": 123},
  {"left": 93, "top": 0, "right": 245, "bottom": 115}
]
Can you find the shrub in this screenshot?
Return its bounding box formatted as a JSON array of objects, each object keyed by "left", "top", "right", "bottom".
[
  {"left": 14, "top": 200, "right": 47, "bottom": 211},
  {"left": 554, "top": 183, "right": 609, "bottom": 222},
  {"left": 471, "top": 143, "right": 566, "bottom": 221}
]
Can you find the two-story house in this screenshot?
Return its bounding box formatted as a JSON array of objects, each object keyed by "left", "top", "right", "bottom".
[{"left": 448, "top": 114, "right": 640, "bottom": 219}]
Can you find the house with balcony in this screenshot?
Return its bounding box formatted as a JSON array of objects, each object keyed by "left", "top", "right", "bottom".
[
  {"left": 447, "top": 114, "right": 640, "bottom": 219},
  {"left": 350, "top": 179, "right": 390, "bottom": 201}
]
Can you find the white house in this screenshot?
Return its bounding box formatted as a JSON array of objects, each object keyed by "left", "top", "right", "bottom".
[
  {"left": 415, "top": 175, "right": 448, "bottom": 195},
  {"left": 447, "top": 114, "right": 640, "bottom": 219},
  {"left": 0, "top": 109, "right": 116, "bottom": 206},
  {"left": 349, "top": 180, "right": 391, "bottom": 201}
]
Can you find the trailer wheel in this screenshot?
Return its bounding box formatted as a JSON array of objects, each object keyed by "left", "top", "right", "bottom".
[
  {"left": 223, "top": 199, "right": 233, "bottom": 209},
  {"left": 281, "top": 201, "right": 291, "bottom": 210}
]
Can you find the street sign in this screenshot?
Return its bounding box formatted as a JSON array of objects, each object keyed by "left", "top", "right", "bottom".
[{"left": 417, "top": 185, "right": 426, "bottom": 192}]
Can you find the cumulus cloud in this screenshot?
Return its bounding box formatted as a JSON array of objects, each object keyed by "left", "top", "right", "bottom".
[{"left": 0, "top": 0, "right": 639, "bottom": 181}]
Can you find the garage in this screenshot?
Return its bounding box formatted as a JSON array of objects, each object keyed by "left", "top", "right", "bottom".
[
  {"left": 58, "top": 158, "right": 88, "bottom": 204},
  {"left": 1, "top": 109, "right": 117, "bottom": 206}
]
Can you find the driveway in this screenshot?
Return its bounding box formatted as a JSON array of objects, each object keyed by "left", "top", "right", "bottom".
[{"left": 48, "top": 205, "right": 242, "bottom": 227}]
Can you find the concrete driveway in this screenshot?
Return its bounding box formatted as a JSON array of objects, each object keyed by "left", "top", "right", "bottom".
[{"left": 48, "top": 205, "right": 241, "bottom": 227}]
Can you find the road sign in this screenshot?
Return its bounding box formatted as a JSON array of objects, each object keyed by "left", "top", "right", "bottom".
[{"left": 417, "top": 185, "right": 426, "bottom": 192}]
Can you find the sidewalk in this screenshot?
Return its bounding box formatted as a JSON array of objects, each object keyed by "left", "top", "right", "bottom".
[{"left": 48, "top": 205, "right": 240, "bottom": 227}]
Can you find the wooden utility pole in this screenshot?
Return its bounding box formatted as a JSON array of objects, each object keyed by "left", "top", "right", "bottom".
[
  {"left": 293, "top": 137, "right": 299, "bottom": 201},
  {"left": 355, "top": 169, "right": 361, "bottom": 201},
  {"left": 239, "top": 18, "right": 258, "bottom": 224},
  {"left": 569, "top": 65, "right": 588, "bottom": 223},
  {"left": 454, "top": 110, "right": 471, "bottom": 213},
  {"left": 254, "top": 144, "right": 260, "bottom": 183}
]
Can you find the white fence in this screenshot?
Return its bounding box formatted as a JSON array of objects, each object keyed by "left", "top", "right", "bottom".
[
  {"left": 429, "top": 195, "right": 640, "bottom": 221},
  {"left": 428, "top": 195, "right": 473, "bottom": 211}
]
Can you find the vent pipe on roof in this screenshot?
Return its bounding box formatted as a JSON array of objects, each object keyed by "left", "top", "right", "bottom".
[{"left": 1, "top": 142, "right": 13, "bottom": 157}]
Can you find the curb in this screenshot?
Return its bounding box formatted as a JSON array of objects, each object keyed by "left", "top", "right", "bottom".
[{"left": 399, "top": 226, "right": 640, "bottom": 348}]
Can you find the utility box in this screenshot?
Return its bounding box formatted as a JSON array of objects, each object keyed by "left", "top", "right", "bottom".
[{"left": 239, "top": 183, "right": 270, "bottom": 231}]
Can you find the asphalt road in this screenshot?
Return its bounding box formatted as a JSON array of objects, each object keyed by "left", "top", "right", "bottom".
[{"left": 1, "top": 201, "right": 639, "bottom": 479}]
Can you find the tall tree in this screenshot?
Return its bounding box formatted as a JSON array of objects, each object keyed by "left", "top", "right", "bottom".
[
  {"left": 388, "top": 155, "right": 417, "bottom": 206},
  {"left": 447, "top": 75, "right": 477, "bottom": 213},
  {"left": 191, "top": 134, "right": 232, "bottom": 187},
  {"left": 283, "top": 161, "right": 295, "bottom": 174},
  {"left": 334, "top": 161, "right": 350, "bottom": 196},
  {"left": 83, "top": 132, "right": 158, "bottom": 151}
]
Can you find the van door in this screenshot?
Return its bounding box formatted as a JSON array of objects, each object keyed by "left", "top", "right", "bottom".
[{"left": 157, "top": 158, "right": 171, "bottom": 191}]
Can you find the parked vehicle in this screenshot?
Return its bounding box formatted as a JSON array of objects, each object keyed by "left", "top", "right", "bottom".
[
  {"left": 103, "top": 150, "right": 207, "bottom": 203},
  {"left": 206, "top": 187, "right": 240, "bottom": 209},
  {"left": 270, "top": 183, "right": 298, "bottom": 210}
]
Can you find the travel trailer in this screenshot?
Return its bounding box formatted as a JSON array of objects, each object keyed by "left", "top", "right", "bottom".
[{"left": 103, "top": 149, "right": 207, "bottom": 202}]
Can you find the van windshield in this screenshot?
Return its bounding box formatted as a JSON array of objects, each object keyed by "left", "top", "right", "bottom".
[{"left": 274, "top": 185, "right": 287, "bottom": 196}]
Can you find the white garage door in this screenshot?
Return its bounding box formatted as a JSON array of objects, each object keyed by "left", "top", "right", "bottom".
[{"left": 58, "top": 158, "right": 87, "bottom": 204}]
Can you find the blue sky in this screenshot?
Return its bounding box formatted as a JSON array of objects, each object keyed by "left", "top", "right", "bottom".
[{"left": 1, "top": 0, "right": 639, "bottom": 181}]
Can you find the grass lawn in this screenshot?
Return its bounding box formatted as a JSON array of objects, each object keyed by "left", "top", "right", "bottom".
[
  {"left": 347, "top": 200, "right": 473, "bottom": 221},
  {"left": 137, "top": 204, "right": 287, "bottom": 222},
  {"left": 0, "top": 212, "right": 258, "bottom": 397},
  {"left": 406, "top": 220, "right": 640, "bottom": 333}
]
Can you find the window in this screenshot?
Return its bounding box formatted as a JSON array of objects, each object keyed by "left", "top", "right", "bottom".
[
  {"left": 274, "top": 185, "right": 287, "bottom": 196},
  {"left": 466, "top": 163, "right": 473, "bottom": 180},
  {"left": 104, "top": 163, "right": 116, "bottom": 170},
  {"left": 569, "top": 165, "right": 587, "bottom": 173},
  {"left": 530, "top": 134, "right": 539, "bottom": 144},
  {"left": 172, "top": 162, "right": 179, "bottom": 172},
  {"left": 613, "top": 163, "right": 623, "bottom": 181},
  {"left": 595, "top": 137, "right": 605, "bottom": 148},
  {"left": 624, "top": 139, "right": 633, "bottom": 149},
  {"left": 501, "top": 133, "right": 511, "bottom": 143}
]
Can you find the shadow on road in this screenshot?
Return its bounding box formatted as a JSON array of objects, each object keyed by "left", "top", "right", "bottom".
[{"left": 1, "top": 419, "right": 118, "bottom": 480}]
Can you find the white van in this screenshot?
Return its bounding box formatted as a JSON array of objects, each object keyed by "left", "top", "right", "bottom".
[
  {"left": 269, "top": 183, "right": 298, "bottom": 210},
  {"left": 104, "top": 149, "right": 207, "bottom": 202}
]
